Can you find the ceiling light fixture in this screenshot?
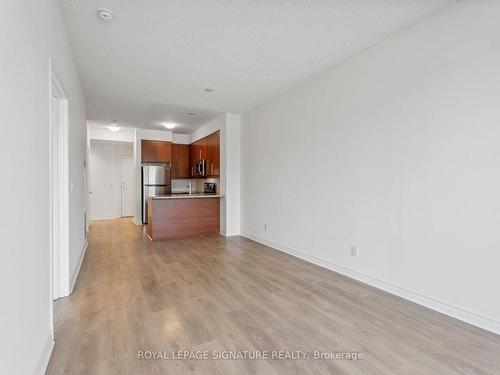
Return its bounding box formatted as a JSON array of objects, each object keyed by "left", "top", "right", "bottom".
[
  {"left": 163, "top": 123, "right": 177, "bottom": 130},
  {"left": 97, "top": 8, "right": 114, "bottom": 21},
  {"left": 204, "top": 88, "right": 214, "bottom": 92},
  {"left": 107, "top": 120, "right": 120, "bottom": 132}
]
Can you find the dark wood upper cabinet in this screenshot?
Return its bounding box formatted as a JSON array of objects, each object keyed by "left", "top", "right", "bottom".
[
  {"left": 171, "top": 144, "right": 190, "bottom": 178},
  {"left": 206, "top": 131, "right": 220, "bottom": 177},
  {"left": 171, "top": 131, "right": 220, "bottom": 178},
  {"left": 189, "top": 142, "right": 198, "bottom": 177},
  {"left": 141, "top": 140, "right": 157, "bottom": 162},
  {"left": 141, "top": 133, "right": 219, "bottom": 178},
  {"left": 141, "top": 140, "right": 172, "bottom": 163},
  {"left": 193, "top": 138, "right": 207, "bottom": 161},
  {"left": 156, "top": 141, "right": 172, "bottom": 163},
  {"left": 189, "top": 137, "right": 208, "bottom": 177}
]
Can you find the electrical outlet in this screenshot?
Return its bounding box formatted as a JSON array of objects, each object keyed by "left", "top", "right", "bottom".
[
  {"left": 264, "top": 223, "right": 267, "bottom": 232},
  {"left": 350, "top": 245, "right": 359, "bottom": 257}
]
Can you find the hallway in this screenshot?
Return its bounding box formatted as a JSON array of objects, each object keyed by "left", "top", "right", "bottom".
[{"left": 46, "top": 219, "right": 500, "bottom": 374}]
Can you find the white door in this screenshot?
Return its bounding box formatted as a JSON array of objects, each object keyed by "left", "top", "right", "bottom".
[{"left": 121, "top": 155, "right": 135, "bottom": 217}]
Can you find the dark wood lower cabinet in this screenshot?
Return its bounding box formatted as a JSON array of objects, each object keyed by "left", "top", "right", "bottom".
[{"left": 147, "top": 197, "right": 220, "bottom": 240}]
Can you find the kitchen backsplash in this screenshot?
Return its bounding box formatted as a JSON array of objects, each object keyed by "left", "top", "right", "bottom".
[{"left": 171, "top": 178, "right": 220, "bottom": 194}]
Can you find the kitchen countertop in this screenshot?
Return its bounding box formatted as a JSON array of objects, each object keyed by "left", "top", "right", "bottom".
[{"left": 151, "top": 193, "right": 222, "bottom": 200}]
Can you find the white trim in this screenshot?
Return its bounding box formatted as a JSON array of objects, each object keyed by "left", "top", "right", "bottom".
[
  {"left": 34, "top": 334, "right": 54, "bottom": 375},
  {"left": 49, "top": 62, "right": 70, "bottom": 301},
  {"left": 69, "top": 241, "right": 88, "bottom": 293},
  {"left": 242, "top": 232, "right": 500, "bottom": 336},
  {"left": 90, "top": 215, "right": 121, "bottom": 221}
]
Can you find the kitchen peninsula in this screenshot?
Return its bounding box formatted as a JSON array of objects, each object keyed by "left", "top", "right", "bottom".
[{"left": 146, "top": 194, "right": 221, "bottom": 240}]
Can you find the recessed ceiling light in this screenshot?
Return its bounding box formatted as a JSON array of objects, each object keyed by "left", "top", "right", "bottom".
[
  {"left": 97, "top": 9, "right": 114, "bottom": 21},
  {"left": 187, "top": 112, "right": 195, "bottom": 116},
  {"left": 163, "top": 123, "right": 176, "bottom": 130},
  {"left": 204, "top": 88, "right": 214, "bottom": 92}
]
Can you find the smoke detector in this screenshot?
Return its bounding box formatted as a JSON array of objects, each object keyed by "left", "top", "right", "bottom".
[{"left": 97, "top": 9, "right": 114, "bottom": 21}]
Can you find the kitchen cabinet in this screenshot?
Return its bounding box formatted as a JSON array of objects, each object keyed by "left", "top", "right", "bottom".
[
  {"left": 141, "top": 140, "right": 172, "bottom": 163},
  {"left": 192, "top": 138, "right": 207, "bottom": 161},
  {"left": 156, "top": 141, "right": 172, "bottom": 163},
  {"left": 206, "top": 131, "right": 220, "bottom": 177},
  {"left": 141, "top": 140, "right": 157, "bottom": 162},
  {"left": 190, "top": 143, "right": 197, "bottom": 177},
  {"left": 188, "top": 132, "right": 220, "bottom": 177},
  {"left": 189, "top": 138, "right": 207, "bottom": 177},
  {"left": 171, "top": 144, "right": 190, "bottom": 178},
  {"left": 147, "top": 196, "right": 220, "bottom": 240}
]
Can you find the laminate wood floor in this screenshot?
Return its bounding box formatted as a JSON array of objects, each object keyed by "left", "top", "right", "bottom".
[{"left": 46, "top": 218, "right": 500, "bottom": 374}]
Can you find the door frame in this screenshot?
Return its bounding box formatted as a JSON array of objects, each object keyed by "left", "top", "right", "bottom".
[{"left": 49, "top": 61, "right": 70, "bottom": 312}]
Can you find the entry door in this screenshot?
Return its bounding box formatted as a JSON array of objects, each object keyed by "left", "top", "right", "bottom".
[{"left": 121, "top": 155, "right": 135, "bottom": 217}]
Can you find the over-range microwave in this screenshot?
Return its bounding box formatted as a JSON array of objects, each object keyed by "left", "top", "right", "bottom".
[{"left": 196, "top": 159, "right": 207, "bottom": 177}]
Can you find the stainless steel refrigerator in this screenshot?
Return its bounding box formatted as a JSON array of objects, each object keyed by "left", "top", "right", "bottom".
[{"left": 142, "top": 164, "right": 171, "bottom": 224}]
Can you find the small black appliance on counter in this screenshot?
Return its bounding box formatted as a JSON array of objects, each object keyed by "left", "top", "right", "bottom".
[{"left": 204, "top": 182, "right": 216, "bottom": 194}]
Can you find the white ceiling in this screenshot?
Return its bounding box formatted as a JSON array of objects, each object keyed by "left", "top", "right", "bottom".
[
  {"left": 142, "top": 102, "right": 222, "bottom": 134},
  {"left": 59, "top": 0, "right": 455, "bottom": 132}
]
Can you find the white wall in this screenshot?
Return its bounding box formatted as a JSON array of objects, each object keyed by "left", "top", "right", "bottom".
[
  {"left": 140, "top": 128, "right": 173, "bottom": 141},
  {"left": 87, "top": 123, "right": 136, "bottom": 227},
  {"left": 241, "top": 1, "right": 500, "bottom": 334},
  {"left": 224, "top": 114, "right": 242, "bottom": 236},
  {"left": 0, "top": 1, "right": 87, "bottom": 374},
  {"left": 173, "top": 133, "right": 190, "bottom": 144},
  {"left": 89, "top": 141, "right": 134, "bottom": 220},
  {"left": 190, "top": 116, "right": 225, "bottom": 143}
]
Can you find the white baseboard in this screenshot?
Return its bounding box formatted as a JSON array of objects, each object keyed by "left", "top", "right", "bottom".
[
  {"left": 34, "top": 334, "right": 54, "bottom": 375},
  {"left": 90, "top": 215, "right": 120, "bottom": 221},
  {"left": 242, "top": 232, "right": 500, "bottom": 336},
  {"left": 69, "top": 241, "right": 88, "bottom": 294}
]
